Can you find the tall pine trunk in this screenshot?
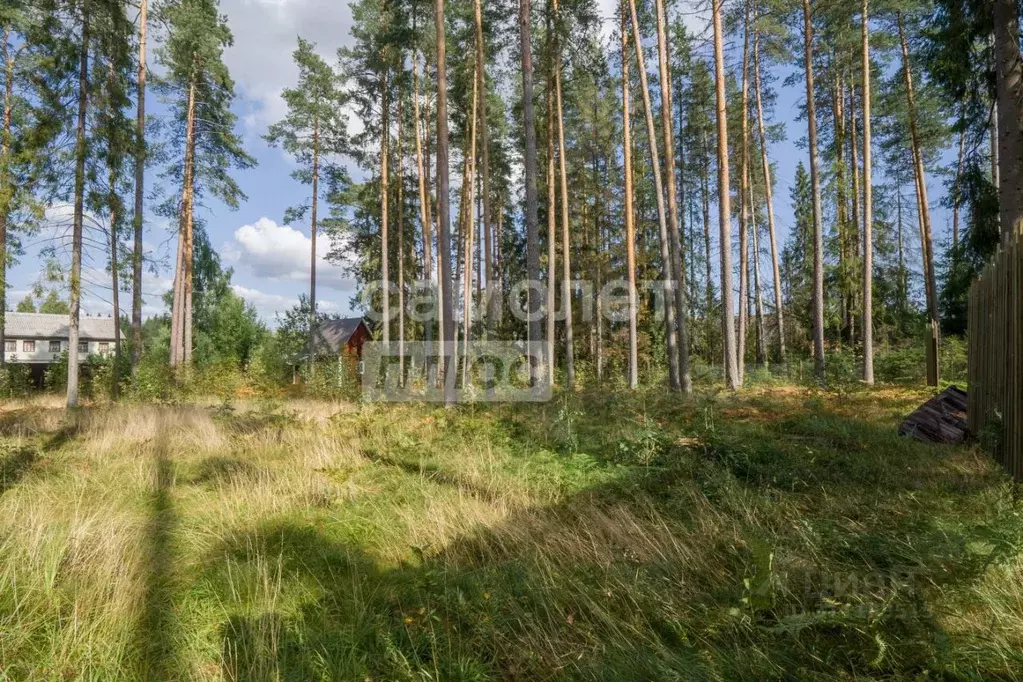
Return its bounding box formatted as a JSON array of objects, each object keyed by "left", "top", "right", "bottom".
[
  {"left": 170, "top": 69, "right": 197, "bottom": 372},
  {"left": 654, "top": 0, "right": 691, "bottom": 393},
  {"left": 68, "top": 1, "right": 91, "bottom": 407},
  {"left": 848, "top": 80, "right": 860, "bottom": 347},
  {"left": 712, "top": 0, "right": 739, "bottom": 389},
  {"left": 131, "top": 0, "right": 147, "bottom": 369},
  {"left": 802, "top": 0, "right": 826, "bottom": 380},
  {"left": 752, "top": 23, "right": 786, "bottom": 364},
  {"left": 461, "top": 67, "right": 478, "bottom": 384},
  {"left": 519, "top": 0, "right": 541, "bottom": 387},
  {"left": 545, "top": 40, "right": 557, "bottom": 384},
  {"left": 413, "top": 51, "right": 436, "bottom": 385},
  {"left": 898, "top": 14, "right": 939, "bottom": 386},
  {"left": 622, "top": 1, "right": 638, "bottom": 389},
  {"left": 993, "top": 0, "right": 1023, "bottom": 238},
  {"left": 0, "top": 29, "right": 15, "bottom": 367},
  {"left": 381, "top": 71, "right": 390, "bottom": 347},
  {"left": 553, "top": 0, "right": 575, "bottom": 389},
  {"left": 472, "top": 0, "right": 496, "bottom": 329},
  {"left": 737, "top": 0, "right": 752, "bottom": 384},
  {"left": 397, "top": 91, "right": 406, "bottom": 383},
  {"left": 309, "top": 110, "right": 319, "bottom": 375},
  {"left": 861, "top": 0, "right": 874, "bottom": 385},
  {"left": 107, "top": 67, "right": 120, "bottom": 399},
  {"left": 627, "top": 0, "right": 680, "bottom": 391}
]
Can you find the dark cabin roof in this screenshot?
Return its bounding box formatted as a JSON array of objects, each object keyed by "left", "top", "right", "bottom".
[
  {"left": 307, "top": 317, "right": 369, "bottom": 357},
  {"left": 3, "top": 312, "right": 122, "bottom": 340},
  {"left": 899, "top": 386, "right": 969, "bottom": 445}
]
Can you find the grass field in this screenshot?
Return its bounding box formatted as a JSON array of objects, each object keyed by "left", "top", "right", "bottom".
[{"left": 1, "top": 386, "right": 1021, "bottom": 680}]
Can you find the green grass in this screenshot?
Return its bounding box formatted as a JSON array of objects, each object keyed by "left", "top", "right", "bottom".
[{"left": 0, "top": 385, "right": 1021, "bottom": 680}]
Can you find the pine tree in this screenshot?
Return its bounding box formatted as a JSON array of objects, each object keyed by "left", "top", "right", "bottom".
[
  {"left": 712, "top": 0, "right": 739, "bottom": 389},
  {"left": 265, "top": 38, "right": 349, "bottom": 375},
  {"left": 0, "top": 1, "right": 58, "bottom": 367},
  {"left": 801, "top": 0, "right": 826, "bottom": 380},
  {"left": 130, "top": 0, "right": 147, "bottom": 369},
  {"left": 157, "top": 0, "right": 254, "bottom": 372}
]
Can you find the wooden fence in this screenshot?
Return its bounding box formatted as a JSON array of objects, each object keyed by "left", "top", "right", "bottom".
[{"left": 967, "top": 230, "right": 1023, "bottom": 479}]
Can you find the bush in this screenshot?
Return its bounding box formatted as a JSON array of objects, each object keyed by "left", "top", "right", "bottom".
[
  {"left": 126, "top": 358, "right": 177, "bottom": 403},
  {"left": 0, "top": 364, "right": 33, "bottom": 399},
  {"left": 285, "top": 358, "right": 361, "bottom": 401}
]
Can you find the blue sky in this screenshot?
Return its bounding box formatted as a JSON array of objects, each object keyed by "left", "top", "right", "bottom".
[{"left": 6, "top": 0, "right": 951, "bottom": 325}]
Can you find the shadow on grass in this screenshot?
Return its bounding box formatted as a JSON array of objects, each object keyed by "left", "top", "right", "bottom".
[
  {"left": 0, "top": 418, "right": 83, "bottom": 497},
  {"left": 134, "top": 415, "right": 180, "bottom": 680},
  {"left": 358, "top": 445, "right": 503, "bottom": 503},
  {"left": 196, "top": 391, "right": 1023, "bottom": 679}
]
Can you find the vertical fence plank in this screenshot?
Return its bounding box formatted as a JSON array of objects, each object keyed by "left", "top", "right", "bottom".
[{"left": 969, "top": 232, "right": 1023, "bottom": 480}]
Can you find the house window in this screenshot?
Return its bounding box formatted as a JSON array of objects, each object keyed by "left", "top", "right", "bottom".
[
  {"left": 4, "top": 340, "right": 14, "bottom": 353},
  {"left": 98, "top": 342, "right": 109, "bottom": 354},
  {"left": 78, "top": 341, "right": 88, "bottom": 353},
  {"left": 49, "top": 340, "right": 61, "bottom": 353},
  {"left": 22, "top": 340, "right": 35, "bottom": 352}
]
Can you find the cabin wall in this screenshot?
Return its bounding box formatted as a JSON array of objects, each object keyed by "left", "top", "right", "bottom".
[{"left": 2, "top": 338, "right": 116, "bottom": 364}]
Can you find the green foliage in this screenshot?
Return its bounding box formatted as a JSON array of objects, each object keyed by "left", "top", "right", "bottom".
[
  {"left": 154, "top": 0, "right": 255, "bottom": 217},
  {"left": 264, "top": 37, "right": 351, "bottom": 226},
  {"left": 0, "top": 363, "right": 32, "bottom": 398},
  {"left": 940, "top": 160, "right": 1000, "bottom": 336}
]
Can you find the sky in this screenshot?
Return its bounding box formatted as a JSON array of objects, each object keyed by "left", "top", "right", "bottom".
[{"left": 6, "top": 0, "right": 952, "bottom": 326}]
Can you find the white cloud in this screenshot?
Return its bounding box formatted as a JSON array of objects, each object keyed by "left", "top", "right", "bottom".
[
  {"left": 230, "top": 283, "right": 343, "bottom": 322},
  {"left": 220, "top": 0, "right": 357, "bottom": 136},
  {"left": 227, "top": 216, "right": 356, "bottom": 291}
]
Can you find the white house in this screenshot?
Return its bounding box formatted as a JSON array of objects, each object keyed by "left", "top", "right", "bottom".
[{"left": 2, "top": 312, "right": 121, "bottom": 366}]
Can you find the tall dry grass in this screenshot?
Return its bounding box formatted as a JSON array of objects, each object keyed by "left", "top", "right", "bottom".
[{"left": 0, "top": 389, "right": 1019, "bottom": 679}]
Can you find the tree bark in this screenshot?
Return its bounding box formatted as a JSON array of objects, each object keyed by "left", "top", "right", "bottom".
[
  {"left": 545, "top": 34, "right": 557, "bottom": 385},
  {"left": 654, "top": 0, "right": 691, "bottom": 393},
  {"left": 107, "top": 67, "right": 120, "bottom": 399},
  {"left": 461, "top": 67, "right": 478, "bottom": 385},
  {"left": 702, "top": 129, "right": 712, "bottom": 316},
  {"left": 750, "top": 181, "right": 766, "bottom": 366},
  {"left": 802, "top": 0, "right": 826, "bottom": 380},
  {"left": 627, "top": 0, "right": 680, "bottom": 391},
  {"left": 181, "top": 73, "right": 197, "bottom": 369},
  {"left": 832, "top": 69, "right": 849, "bottom": 346},
  {"left": 898, "top": 14, "right": 939, "bottom": 386},
  {"left": 68, "top": 0, "right": 91, "bottom": 408},
  {"left": 472, "top": 0, "right": 496, "bottom": 329},
  {"left": 131, "top": 0, "right": 147, "bottom": 369},
  {"left": 737, "top": 0, "right": 752, "bottom": 385},
  {"left": 952, "top": 126, "right": 964, "bottom": 248},
  {"left": 381, "top": 70, "right": 390, "bottom": 347},
  {"left": 0, "top": 29, "right": 15, "bottom": 367},
  {"left": 553, "top": 0, "right": 575, "bottom": 390},
  {"left": 170, "top": 67, "right": 197, "bottom": 373},
  {"left": 993, "top": 0, "right": 1023, "bottom": 239},
  {"left": 752, "top": 23, "right": 785, "bottom": 364},
  {"left": 712, "top": 0, "right": 739, "bottom": 389},
  {"left": 861, "top": 0, "right": 874, "bottom": 385},
  {"left": 520, "top": 0, "right": 541, "bottom": 387},
  {"left": 848, "top": 78, "right": 860, "bottom": 347},
  {"left": 622, "top": 2, "right": 638, "bottom": 390},
  {"left": 309, "top": 110, "right": 319, "bottom": 375},
  {"left": 413, "top": 51, "right": 436, "bottom": 385},
  {"left": 397, "top": 90, "right": 405, "bottom": 383}
]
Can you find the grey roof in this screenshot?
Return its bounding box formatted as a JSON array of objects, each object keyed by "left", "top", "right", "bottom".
[
  {"left": 3, "top": 312, "right": 122, "bottom": 340},
  {"left": 308, "top": 317, "right": 369, "bottom": 356}
]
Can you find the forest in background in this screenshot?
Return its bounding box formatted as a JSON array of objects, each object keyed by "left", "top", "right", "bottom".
[{"left": 0, "top": 0, "right": 1021, "bottom": 402}]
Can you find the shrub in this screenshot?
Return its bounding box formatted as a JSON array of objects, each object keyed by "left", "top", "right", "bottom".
[{"left": 0, "top": 364, "right": 33, "bottom": 399}]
